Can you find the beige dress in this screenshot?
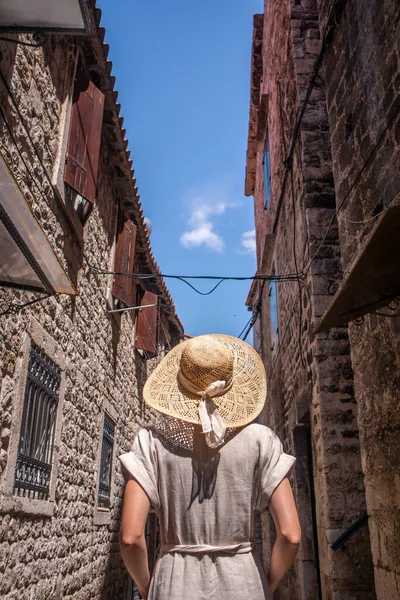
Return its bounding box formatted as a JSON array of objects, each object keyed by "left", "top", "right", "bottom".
[{"left": 119, "top": 422, "right": 295, "bottom": 600}]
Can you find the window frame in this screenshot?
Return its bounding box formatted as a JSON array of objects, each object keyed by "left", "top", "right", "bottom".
[
  {"left": 51, "top": 49, "right": 104, "bottom": 234},
  {"left": 93, "top": 399, "right": 118, "bottom": 526},
  {"left": 263, "top": 133, "right": 271, "bottom": 212},
  {"left": 0, "top": 318, "right": 66, "bottom": 517},
  {"left": 13, "top": 343, "right": 61, "bottom": 501},
  {"left": 111, "top": 204, "right": 137, "bottom": 307},
  {"left": 135, "top": 288, "right": 159, "bottom": 357},
  {"left": 63, "top": 51, "right": 105, "bottom": 217},
  {"left": 269, "top": 265, "right": 279, "bottom": 359}
]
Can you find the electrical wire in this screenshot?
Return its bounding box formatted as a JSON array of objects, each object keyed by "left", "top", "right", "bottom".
[
  {"left": 270, "top": 288, "right": 302, "bottom": 375},
  {"left": 238, "top": 315, "right": 253, "bottom": 340},
  {"left": 241, "top": 24, "right": 399, "bottom": 344},
  {"left": 337, "top": 211, "right": 383, "bottom": 224},
  {"left": 336, "top": 100, "right": 400, "bottom": 217},
  {"left": 0, "top": 65, "right": 304, "bottom": 308},
  {"left": 0, "top": 55, "right": 309, "bottom": 300},
  {"left": 1, "top": 16, "right": 397, "bottom": 332},
  {"left": 175, "top": 277, "right": 225, "bottom": 296},
  {"left": 289, "top": 165, "right": 307, "bottom": 369},
  {"left": 239, "top": 0, "right": 348, "bottom": 351},
  {"left": 238, "top": 280, "right": 267, "bottom": 341},
  {"left": 302, "top": 99, "right": 400, "bottom": 277},
  {"left": 272, "top": 0, "right": 346, "bottom": 235},
  {"left": 89, "top": 266, "right": 302, "bottom": 296},
  {"left": 267, "top": 101, "right": 398, "bottom": 355},
  {"left": 0, "top": 68, "right": 91, "bottom": 267},
  {"left": 89, "top": 266, "right": 301, "bottom": 282},
  {"left": 301, "top": 88, "right": 400, "bottom": 277}
]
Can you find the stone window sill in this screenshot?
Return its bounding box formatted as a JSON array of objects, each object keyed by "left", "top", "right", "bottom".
[
  {"left": 0, "top": 492, "right": 54, "bottom": 518},
  {"left": 94, "top": 506, "right": 112, "bottom": 526}
]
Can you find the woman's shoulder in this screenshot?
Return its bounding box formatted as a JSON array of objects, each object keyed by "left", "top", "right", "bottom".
[
  {"left": 241, "top": 422, "right": 276, "bottom": 440},
  {"left": 131, "top": 427, "right": 158, "bottom": 450}
]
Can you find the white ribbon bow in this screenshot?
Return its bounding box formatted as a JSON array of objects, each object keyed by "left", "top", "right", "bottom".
[
  {"left": 198, "top": 382, "right": 227, "bottom": 449},
  {"left": 177, "top": 371, "right": 231, "bottom": 448}
]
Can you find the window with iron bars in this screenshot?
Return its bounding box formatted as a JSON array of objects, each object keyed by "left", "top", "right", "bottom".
[
  {"left": 98, "top": 412, "right": 116, "bottom": 507},
  {"left": 14, "top": 344, "right": 61, "bottom": 500}
]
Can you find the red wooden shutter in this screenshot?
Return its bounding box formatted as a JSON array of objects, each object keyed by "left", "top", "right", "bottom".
[
  {"left": 64, "top": 62, "right": 105, "bottom": 202},
  {"left": 136, "top": 291, "right": 158, "bottom": 354},
  {"left": 112, "top": 210, "right": 137, "bottom": 306}
]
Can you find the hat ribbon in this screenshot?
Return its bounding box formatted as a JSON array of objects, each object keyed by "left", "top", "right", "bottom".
[{"left": 177, "top": 370, "right": 233, "bottom": 449}]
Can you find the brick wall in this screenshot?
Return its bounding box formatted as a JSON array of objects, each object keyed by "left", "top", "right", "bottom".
[
  {"left": 0, "top": 14, "right": 182, "bottom": 600},
  {"left": 246, "top": 1, "right": 376, "bottom": 598},
  {"left": 316, "top": 0, "right": 400, "bottom": 597}
]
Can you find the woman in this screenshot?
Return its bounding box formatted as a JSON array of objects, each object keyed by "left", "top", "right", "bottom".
[{"left": 119, "top": 334, "right": 301, "bottom": 599}]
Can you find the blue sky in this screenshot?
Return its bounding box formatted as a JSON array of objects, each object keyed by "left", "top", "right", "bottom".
[{"left": 97, "top": 0, "right": 263, "bottom": 337}]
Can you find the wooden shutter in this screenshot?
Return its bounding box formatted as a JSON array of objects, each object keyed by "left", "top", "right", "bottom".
[
  {"left": 136, "top": 291, "right": 158, "bottom": 354},
  {"left": 112, "top": 209, "right": 137, "bottom": 306},
  {"left": 64, "top": 61, "right": 105, "bottom": 202}
]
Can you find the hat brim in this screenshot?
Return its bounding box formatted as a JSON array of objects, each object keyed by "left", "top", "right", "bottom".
[{"left": 143, "top": 334, "right": 267, "bottom": 427}]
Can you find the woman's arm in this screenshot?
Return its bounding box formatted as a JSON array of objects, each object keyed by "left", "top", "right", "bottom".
[
  {"left": 267, "top": 477, "right": 301, "bottom": 596},
  {"left": 120, "top": 479, "right": 151, "bottom": 599}
]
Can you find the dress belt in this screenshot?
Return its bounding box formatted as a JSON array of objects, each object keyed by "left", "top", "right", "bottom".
[{"left": 161, "top": 542, "right": 253, "bottom": 556}]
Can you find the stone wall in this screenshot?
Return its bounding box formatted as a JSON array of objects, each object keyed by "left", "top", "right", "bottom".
[
  {"left": 316, "top": 0, "right": 400, "bottom": 597},
  {"left": 246, "top": 1, "right": 375, "bottom": 598},
  {"left": 0, "top": 12, "right": 182, "bottom": 600}
]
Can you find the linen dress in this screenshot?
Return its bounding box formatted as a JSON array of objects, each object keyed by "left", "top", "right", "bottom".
[{"left": 119, "top": 422, "right": 295, "bottom": 600}]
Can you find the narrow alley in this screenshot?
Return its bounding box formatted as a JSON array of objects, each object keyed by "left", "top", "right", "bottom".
[{"left": 0, "top": 1, "right": 399, "bottom": 599}]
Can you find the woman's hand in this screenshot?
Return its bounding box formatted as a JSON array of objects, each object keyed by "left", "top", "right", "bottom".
[{"left": 139, "top": 582, "right": 150, "bottom": 599}]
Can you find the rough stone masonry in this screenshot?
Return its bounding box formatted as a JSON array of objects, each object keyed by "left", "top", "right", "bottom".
[
  {"left": 244, "top": 0, "right": 399, "bottom": 598},
  {"left": 0, "top": 2, "right": 183, "bottom": 599}
]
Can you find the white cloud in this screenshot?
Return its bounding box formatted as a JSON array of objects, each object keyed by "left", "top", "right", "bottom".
[
  {"left": 181, "top": 222, "right": 224, "bottom": 252},
  {"left": 180, "top": 184, "right": 240, "bottom": 253},
  {"left": 241, "top": 229, "right": 256, "bottom": 254}
]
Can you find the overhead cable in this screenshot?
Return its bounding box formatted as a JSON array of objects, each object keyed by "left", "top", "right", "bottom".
[{"left": 272, "top": 0, "right": 347, "bottom": 235}]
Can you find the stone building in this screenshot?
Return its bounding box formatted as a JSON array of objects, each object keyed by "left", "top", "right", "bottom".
[
  {"left": 245, "top": 1, "right": 399, "bottom": 599},
  {"left": 0, "top": 2, "right": 183, "bottom": 599}
]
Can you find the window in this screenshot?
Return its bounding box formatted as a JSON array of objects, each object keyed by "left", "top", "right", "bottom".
[
  {"left": 97, "top": 412, "right": 116, "bottom": 508},
  {"left": 0, "top": 319, "right": 66, "bottom": 517},
  {"left": 14, "top": 344, "right": 61, "bottom": 500},
  {"left": 112, "top": 205, "right": 137, "bottom": 307},
  {"left": 64, "top": 55, "right": 105, "bottom": 223},
  {"left": 65, "top": 185, "right": 92, "bottom": 225},
  {"left": 136, "top": 290, "right": 158, "bottom": 356},
  {"left": 263, "top": 134, "right": 271, "bottom": 211},
  {"left": 269, "top": 269, "right": 279, "bottom": 358}
]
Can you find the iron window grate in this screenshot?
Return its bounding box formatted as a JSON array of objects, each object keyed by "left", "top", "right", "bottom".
[
  {"left": 98, "top": 412, "right": 115, "bottom": 507},
  {"left": 14, "top": 344, "right": 61, "bottom": 500}
]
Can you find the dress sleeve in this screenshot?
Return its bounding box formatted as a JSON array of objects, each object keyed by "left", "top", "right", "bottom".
[
  {"left": 256, "top": 428, "right": 296, "bottom": 511},
  {"left": 119, "top": 428, "right": 160, "bottom": 511}
]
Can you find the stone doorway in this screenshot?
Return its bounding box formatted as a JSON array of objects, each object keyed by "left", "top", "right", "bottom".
[{"left": 293, "top": 419, "right": 322, "bottom": 600}]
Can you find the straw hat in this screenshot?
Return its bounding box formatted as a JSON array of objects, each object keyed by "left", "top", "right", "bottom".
[{"left": 143, "top": 334, "right": 267, "bottom": 447}]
